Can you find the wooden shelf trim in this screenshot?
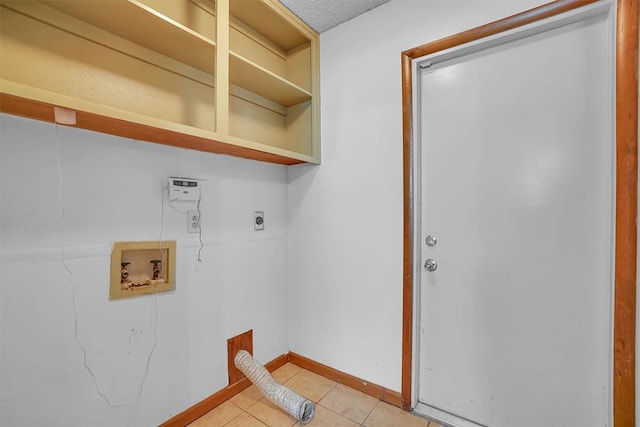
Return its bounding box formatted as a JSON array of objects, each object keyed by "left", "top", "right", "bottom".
[{"left": 0, "top": 93, "right": 313, "bottom": 165}]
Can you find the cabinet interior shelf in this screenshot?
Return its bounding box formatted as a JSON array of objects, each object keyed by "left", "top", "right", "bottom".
[
  {"left": 229, "top": 52, "right": 311, "bottom": 106},
  {"left": 230, "top": 0, "right": 309, "bottom": 51},
  {"left": 40, "top": 0, "right": 217, "bottom": 75}
]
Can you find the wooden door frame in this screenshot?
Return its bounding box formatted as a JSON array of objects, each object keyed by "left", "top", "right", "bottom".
[{"left": 400, "top": 0, "right": 639, "bottom": 425}]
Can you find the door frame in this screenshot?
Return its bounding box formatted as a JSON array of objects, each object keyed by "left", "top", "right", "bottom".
[{"left": 400, "top": 0, "right": 639, "bottom": 425}]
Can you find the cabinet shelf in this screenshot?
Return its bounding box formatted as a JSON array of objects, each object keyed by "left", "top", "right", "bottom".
[
  {"left": 230, "top": 0, "right": 309, "bottom": 52},
  {"left": 0, "top": 84, "right": 315, "bottom": 164},
  {"left": 0, "top": 0, "right": 320, "bottom": 165},
  {"left": 40, "top": 0, "right": 216, "bottom": 75},
  {"left": 229, "top": 52, "right": 311, "bottom": 107}
]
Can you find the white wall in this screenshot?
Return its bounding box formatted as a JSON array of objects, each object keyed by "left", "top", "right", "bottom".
[
  {"left": 1, "top": 1, "right": 633, "bottom": 424},
  {"left": 288, "top": 0, "right": 553, "bottom": 392},
  {"left": 0, "top": 114, "right": 289, "bottom": 426}
]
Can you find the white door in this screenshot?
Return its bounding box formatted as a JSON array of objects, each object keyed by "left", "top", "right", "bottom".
[{"left": 415, "top": 4, "right": 614, "bottom": 427}]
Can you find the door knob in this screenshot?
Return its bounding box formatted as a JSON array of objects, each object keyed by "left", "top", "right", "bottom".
[
  {"left": 425, "top": 235, "right": 437, "bottom": 247},
  {"left": 424, "top": 258, "right": 438, "bottom": 271}
]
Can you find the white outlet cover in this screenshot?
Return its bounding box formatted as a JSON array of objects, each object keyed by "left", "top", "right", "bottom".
[{"left": 187, "top": 210, "right": 200, "bottom": 233}]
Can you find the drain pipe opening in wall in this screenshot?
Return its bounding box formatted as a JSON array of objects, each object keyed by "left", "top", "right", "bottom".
[{"left": 234, "top": 350, "right": 315, "bottom": 424}]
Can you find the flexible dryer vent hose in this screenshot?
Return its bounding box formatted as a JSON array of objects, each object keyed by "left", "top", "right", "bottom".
[{"left": 234, "top": 350, "right": 315, "bottom": 424}]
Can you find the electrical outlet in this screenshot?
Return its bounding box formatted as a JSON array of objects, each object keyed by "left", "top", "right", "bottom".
[
  {"left": 187, "top": 210, "right": 200, "bottom": 234},
  {"left": 254, "top": 211, "right": 264, "bottom": 231}
]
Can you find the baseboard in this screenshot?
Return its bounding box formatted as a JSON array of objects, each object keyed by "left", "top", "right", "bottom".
[
  {"left": 289, "top": 352, "right": 402, "bottom": 408},
  {"left": 159, "top": 352, "right": 290, "bottom": 427},
  {"left": 160, "top": 351, "right": 403, "bottom": 426}
]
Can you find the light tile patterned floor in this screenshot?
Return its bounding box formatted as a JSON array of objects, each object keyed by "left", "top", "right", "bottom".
[{"left": 189, "top": 363, "right": 442, "bottom": 427}]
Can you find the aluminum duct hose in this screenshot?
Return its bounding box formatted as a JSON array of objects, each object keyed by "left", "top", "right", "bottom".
[{"left": 234, "top": 350, "right": 315, "bottom": 424}]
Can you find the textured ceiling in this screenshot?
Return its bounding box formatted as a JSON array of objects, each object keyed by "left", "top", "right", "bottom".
[{"left": 278, "top": 0, "right": 390, "bottom": 33}]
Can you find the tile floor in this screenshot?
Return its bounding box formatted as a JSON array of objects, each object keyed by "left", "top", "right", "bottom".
[{"left": 189, "top": 363, "right": 442, "bottom": 427}]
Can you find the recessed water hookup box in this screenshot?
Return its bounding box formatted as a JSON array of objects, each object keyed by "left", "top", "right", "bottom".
[{"left": 110, "top": 241, "right": 176, "bottom": 300}]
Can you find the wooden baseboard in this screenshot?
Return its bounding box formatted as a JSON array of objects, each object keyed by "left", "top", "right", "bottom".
[
  {"left": 160, "top": 351, "right": 403, "bottom": 426},
  {"left": 289, "top": 352, "right": 402, "bottom": 408},
  {"left": 159, "top": 352, "right": 290, "bottom": 427}
]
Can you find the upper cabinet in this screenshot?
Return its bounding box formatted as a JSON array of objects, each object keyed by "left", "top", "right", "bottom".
[{"left": 0, "top": 0, "right": 320, "bottom": 165}]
